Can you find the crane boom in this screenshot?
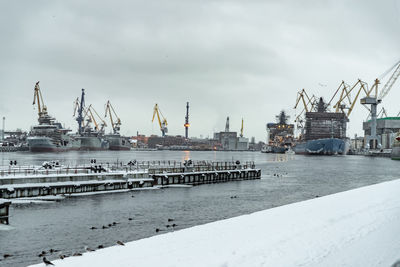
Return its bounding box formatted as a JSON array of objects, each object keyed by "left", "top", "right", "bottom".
[
  {"left": 105, "top": 100, "right": 121, "bottom": 134},
  {"left": 82, "top": 104, "right": 107, "bottom": 132},
  {"left": 32, "top": 81, "right": 48, "bottom": 118},
  {"left": 152, "top": 104, "right": 168, "bottom": 136},
  {"left": 293, "top": 89, "right": 317, "bottom": 128},
  {"left": 332, "top": 79, "right": 370, "bottom": 117},
  {"left": 378, "top": 60, "right": 400, "bottom": 100}
]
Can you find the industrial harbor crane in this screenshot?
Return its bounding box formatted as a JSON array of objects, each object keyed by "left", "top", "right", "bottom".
[
  {"left": 73, "top": 89, "right": 85, "bottom": 134},
  {"left": 293, "top": 89, "right": 317, "bottom": 128},
  {"left": 331, "top": 79, "right": 370, "bottom": 117},
  {"left": 32, "top": 81, "right": 48, "bottom": 118},
  {"left": 361, "top": 60, "right": 400, "bottom": 149},
  {"left": 105, "top": 100, "right": 121, "bottom": 134},
  {"left": 332, "top": 60, "right": 400, "bottom": 149},
  {"left": 152, "top": 104, "right": 168, "bottom": 137},
  {"left": 327, "top": 81, "right": 351, "bottom": 113},
  {"left": 83, "top": 104, "right": 107, "bottom": 133}
]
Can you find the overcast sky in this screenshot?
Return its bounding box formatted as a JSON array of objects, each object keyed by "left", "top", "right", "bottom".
[{"left": 1, "top": 0, "right": 399, "bottom": 141}]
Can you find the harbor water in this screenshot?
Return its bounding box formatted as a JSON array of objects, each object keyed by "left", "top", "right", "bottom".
[{"left": 0, "top": 150, "right": 399, "bottom": 267}]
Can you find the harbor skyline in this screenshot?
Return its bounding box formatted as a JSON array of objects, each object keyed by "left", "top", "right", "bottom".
[{"left": 1, "top": 1, "right": 400, "bottom": 141}]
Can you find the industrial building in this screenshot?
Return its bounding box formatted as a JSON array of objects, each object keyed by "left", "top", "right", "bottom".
[
  {"left": 213, "top": 117, "right": 249, "bottom": 151},
  {"left": 363, "top": 117, "right": 400, "bottom": 149}
]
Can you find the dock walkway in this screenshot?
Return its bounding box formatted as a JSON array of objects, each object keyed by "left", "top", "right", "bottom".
[{"left": 0, "top": 161, "right": 261, "bottom": 199}]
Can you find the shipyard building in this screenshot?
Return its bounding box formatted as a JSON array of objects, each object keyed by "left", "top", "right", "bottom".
[{"left": 363, "top": 117, "right": 400, "bottom": 149}]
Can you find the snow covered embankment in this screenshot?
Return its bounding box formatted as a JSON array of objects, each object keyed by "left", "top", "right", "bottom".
[{"left": 30, "top": 179, "right": 400, "bottom": 267}]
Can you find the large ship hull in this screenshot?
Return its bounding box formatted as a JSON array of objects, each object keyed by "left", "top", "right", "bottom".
[
  {"left": 106, "top": 134, "right": 131, "bottom": 151},
  {"left": 78, "top": 136, "right": 109, "bottom": 151},
  {"left": 27, "top": 136, "right": 70, "bottom": 152},
  {"left": 294, "top": 138, "right": 349, "bottom": 155}
]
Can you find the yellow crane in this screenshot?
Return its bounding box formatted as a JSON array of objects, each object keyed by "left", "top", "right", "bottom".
[
  {"left": 240, "top": 118, "right": 244, "bottom": 138},
  {"left": 378, "top": 60, "right": 400, "bottom": 100},
  {"left": 327, "top": 81, "right": 352, "bottom": 113},
  {"left": 83, "top": 104, "right": 107, "bottom": 133},
  {"left": 293, "top": 89, "right": 317, "bottom": 128},
  {"left": 105, "top": 100, "right": 121, "bottom": 134},
  {"left": 152, "top": 104, "right": 168, "bottom": 137},
  {"left": 332, "top": 79, "right": 374, "bottom": 117},
  {"left": 32, "top": 81, "right": 48, "bottom": 118},
  {"left": 294, "top": 88, "right": 316, "bottom": 112}
]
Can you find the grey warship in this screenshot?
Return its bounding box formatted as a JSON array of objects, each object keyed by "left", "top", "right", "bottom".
[
  {"left": 74, "top": 89, "right": 109, "bottom": 150},
  {"left": 27, "top": 82, "right": 80, "bottom": 152}
]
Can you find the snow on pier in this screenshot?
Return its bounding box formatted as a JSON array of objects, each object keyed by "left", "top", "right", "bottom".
[
  {"left": 0, "top": 161, "right": 260, "bottom": 198},
  {"left": 30, "top": 178, "right": 400, "bottom": 267}
]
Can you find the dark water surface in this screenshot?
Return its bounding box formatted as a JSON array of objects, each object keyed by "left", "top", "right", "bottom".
[{"left": 0, "top": 151, "right": 398, "bottom": 267}]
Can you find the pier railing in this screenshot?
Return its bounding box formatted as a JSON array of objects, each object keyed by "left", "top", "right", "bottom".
[{"left": 0, "top": 160, "right": 256, "bottom": 178}]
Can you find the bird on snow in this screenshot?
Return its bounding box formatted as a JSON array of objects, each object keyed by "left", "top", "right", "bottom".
[
  {"left": 85, "top": 246, "right": 95, "bottom": 252},
  {"left": 42, "top": 257, "right": 54, "bottom": 266},
  {"left": 117, "top": 240, "right": 125, "bottom": 246}
]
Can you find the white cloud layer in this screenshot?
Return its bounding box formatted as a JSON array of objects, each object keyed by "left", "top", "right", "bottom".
[{"left": 1, "top": 0, "right": 399, "bottom": 140}]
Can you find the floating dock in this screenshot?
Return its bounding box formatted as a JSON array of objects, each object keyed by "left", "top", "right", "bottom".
[{"left": 0, "top": 161, "right": 261, "bottom": 199}]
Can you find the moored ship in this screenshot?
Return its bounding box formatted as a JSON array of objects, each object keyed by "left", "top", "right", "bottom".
[
  {"left": 105, "top": 134, "right": 131, "bottom": 150},
  {"left": 262, "top": 111, "right": 294, "bottom": 153},
  {"left": 27, "top": 82, "right": 80, "bottom": 152},
  {"left": 74, "top": 89, "right": 109, "bottom": 151},
  {"left": 293, "top": 97, "right": 349, "bottom": 155},
  {"left": 104, "top": 100, "right": 131, "bottom": 150}
]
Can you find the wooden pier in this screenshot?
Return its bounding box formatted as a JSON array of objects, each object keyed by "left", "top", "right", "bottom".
[
  {"left": 153, "top": 169, "right": 261, "bottom": 186},
  {"left": 0, "top": 161, "right": 261, "bottom": 199},
  {"left": 0, "top": 200, "right": 11, "bottom": 224}
]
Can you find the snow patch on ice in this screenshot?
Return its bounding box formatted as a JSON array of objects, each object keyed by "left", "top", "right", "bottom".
[{"left": 0, "top": 224, "right": 13, "bottom": 231}]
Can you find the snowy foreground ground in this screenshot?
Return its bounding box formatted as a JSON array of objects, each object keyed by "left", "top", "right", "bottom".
[{"left": 30, "top": 179, "right": 400, "bottom": 267}]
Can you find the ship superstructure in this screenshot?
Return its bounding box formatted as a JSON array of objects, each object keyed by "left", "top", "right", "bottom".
[
  {"left": 27, "top": 82, "right": 80, "bottom": 152},
  {"left": 263, "top": 111, "right": 294, "bottom": 153}
]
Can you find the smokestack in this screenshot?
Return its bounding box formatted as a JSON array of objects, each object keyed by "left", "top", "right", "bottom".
[
  {"left": 184, "top": 102, "right": 190, "bottom": 139},
  {"left": 225, "top": 117, "right": 229, "bottom": 132}
]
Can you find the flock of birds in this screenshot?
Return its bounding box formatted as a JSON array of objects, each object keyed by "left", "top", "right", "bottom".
[
  {"left": 36, "top": 216, "right": 180, "bottom": 265},
  {"left": 2, "top": 211, "right": 180, "bottom": 266}
]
